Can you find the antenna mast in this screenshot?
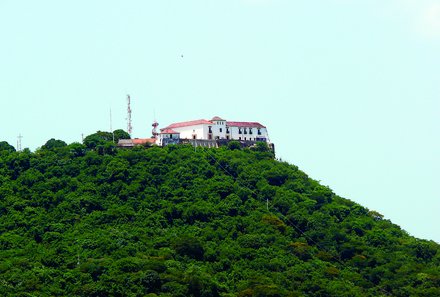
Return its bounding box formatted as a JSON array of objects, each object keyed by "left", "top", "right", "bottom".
[{"left": 126, "top": 94, "right": 132, "bottom": 135}]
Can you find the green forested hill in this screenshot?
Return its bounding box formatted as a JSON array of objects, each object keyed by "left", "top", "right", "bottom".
[{"left": 0, "top": 138, "right": 438, "bottom": 296}]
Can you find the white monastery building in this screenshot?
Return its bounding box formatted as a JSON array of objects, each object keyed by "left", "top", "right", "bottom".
[
  {"left": 159, "top": 116, "right": 270, "bottom": 145},
  {"left": 118, "top": 116, "right": 272, "bottom": 149}
]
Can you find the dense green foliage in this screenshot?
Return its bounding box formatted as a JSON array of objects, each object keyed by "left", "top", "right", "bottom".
[
  {"left": 83, "top": 130, "right": 130, "bottom": 150},
  {"left": 0, "top": 138, "right": 439, "bottom": 296}
]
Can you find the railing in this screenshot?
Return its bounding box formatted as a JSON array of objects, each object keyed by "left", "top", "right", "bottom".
[{"left": 160, "top": 138, "right": 274, "bottom": 154}]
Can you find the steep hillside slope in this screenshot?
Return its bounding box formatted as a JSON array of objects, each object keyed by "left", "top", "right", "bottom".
[{"left": 0, "top": 141, "right": 439, "bottom": 296}]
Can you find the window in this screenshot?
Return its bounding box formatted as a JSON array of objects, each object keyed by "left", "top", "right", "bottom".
[
  {"left": 238, "top": 128, "right": 242, "bottom": 134},
  {"left": 169, "top": 134, "right": 172, "bottom": 138},
  {"left": 192, "top": 135, "right": 196, "bottom": 139},
  {"left": 249, "top": 128, "right": 253, "bottom": 135},
  {"left": 257, "top": 129, "right": 261, "bottom": 135},
  {"left": 244, "top": 128, "right": 247, "bottom": 134},
  {"left": 219, "top": 128, "right": 222, "bottom": 132},
  {"left": 226, "top": 135, "right": 229, "bottom": 140},
  {"left": 226, "top": 127, "right": 230, "bottom": 134},
  {"left": 239, "top": 137, "right": 241, "bottom": 140},
  {"left": 208, "top": 134, "right": 212, "bottom": 140},
  {"left": 208, "top": 126, "right": 212, "bottom": 133}
]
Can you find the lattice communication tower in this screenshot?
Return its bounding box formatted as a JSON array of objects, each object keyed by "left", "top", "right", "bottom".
[{"left": 126, "top": 95, "right": 133, "bottom": 135}]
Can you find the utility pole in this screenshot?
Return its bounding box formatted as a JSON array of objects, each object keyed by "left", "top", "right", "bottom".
[
  {"left": 110, "top": 108, "right": 115, "bottom": 142},
  {"left": 17, "top": 134, "right": 23, "bottom": 151}
]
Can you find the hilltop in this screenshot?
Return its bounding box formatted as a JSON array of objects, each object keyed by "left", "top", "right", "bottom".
[{"left": 0, "top": 136, "right": 439, "bottom": 296}]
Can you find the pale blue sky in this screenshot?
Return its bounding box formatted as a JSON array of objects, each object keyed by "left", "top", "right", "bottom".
[{"left": 1, "top": 0, "right": 439, "bottom": 242}]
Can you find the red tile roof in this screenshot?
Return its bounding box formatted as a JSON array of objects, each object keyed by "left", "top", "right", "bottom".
[
  {"left": 227, "top": 121, "right": 266, "bottom": 128},
  {"left": 160, "top": 128, "right": 180, "bottom": 134},
  {"left": 117, "top": 138, "right": 156, "bottom": 147},
  {"left": 132, "top": 138, "right": 156, "bottom": 145},
  {"left": 164, "top": 119, "right": 266, "bottom": 129},
  {"left": 165, "top": 119, "right": 213, "bottom": 129}
]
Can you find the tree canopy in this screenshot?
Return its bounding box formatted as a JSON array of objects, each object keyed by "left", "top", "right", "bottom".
[
  {"left": 83, "top": 129, "right": 130, "bottom": 150},
  {"left": 41, "top": 138, "right": 67, "bottom": 150},
  {"left": 0, "top": 135, "right": 438, "bottom": 296},
  {"left": 0, "top": 141, "right": 15, "bottom": 153}
]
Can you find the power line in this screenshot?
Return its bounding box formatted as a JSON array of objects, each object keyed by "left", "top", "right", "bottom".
[{"left": 200, "top": 147, "right": 391, "bottom": 296}]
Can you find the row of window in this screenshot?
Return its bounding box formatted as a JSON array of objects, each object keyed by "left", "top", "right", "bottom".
[
  {"left": 208, "top": 126, "right": 262, "bottom": 135},
  {"left": 206, "top": 135, "right": 259, "bottom": 141},
  {"left": 238, "top": 128, "right": 260, "bottom": 135},
  {"left": 207, "top": 135, "right": 232, "bottom": 140}
]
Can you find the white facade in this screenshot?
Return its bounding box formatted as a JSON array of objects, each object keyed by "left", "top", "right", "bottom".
[
  {"left": 157, "top": 129, "right": 180, "bottom": 146},
  {"left": 175, "top": 124, "right": 208, "bottom": 140},
  {"left": 161, "top": 117, "right": 270, "bottom": 143},
  {"left": 226, "top": 125, "right": 269, "bottom": 142}
]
